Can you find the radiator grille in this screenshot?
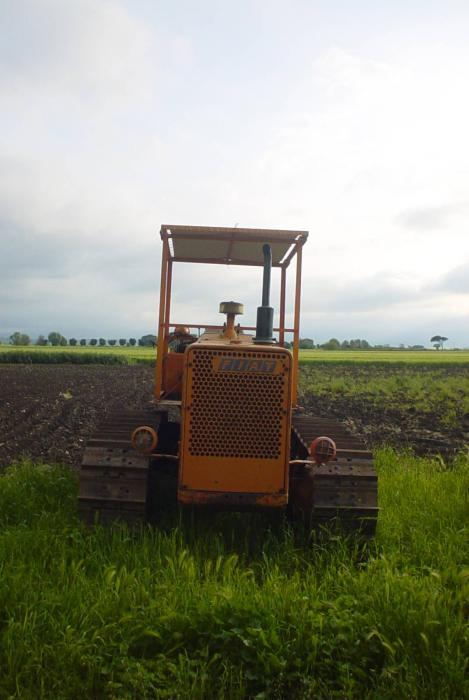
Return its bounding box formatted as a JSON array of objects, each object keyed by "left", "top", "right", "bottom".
[{"left": 187, "top": 349, "right": 288, "bottom": 459}]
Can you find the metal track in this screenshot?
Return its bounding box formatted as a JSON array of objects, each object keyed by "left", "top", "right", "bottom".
[
  {"left": 78, "top": 409, "right": 164, "bottom": 525},
  {"left": 291, "top": 413, "right": 378, "bottom": 536}
]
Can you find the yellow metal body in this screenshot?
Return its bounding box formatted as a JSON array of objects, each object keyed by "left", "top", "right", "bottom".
[
  {"left": 179, "top": 332, "right": 292, "bottom": 507},
  {"left": 154, "top": 225, "right": 308, "bottom": 511}
]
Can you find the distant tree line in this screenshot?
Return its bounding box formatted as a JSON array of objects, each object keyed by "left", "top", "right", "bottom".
[
  {"left": 8, "top": 332, "right": 157, "bottom": 347},
  {"left": 7, "top": 331, "right": 450, "bottom": 351},
  {"left": 290, "top": 338, "right": 447, "bottom": 350},
  {"left": 295, "top": 338, "right": 371, "bottom": 350}
]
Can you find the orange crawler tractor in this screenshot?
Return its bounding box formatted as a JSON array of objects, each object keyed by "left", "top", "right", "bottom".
[{"left": 78, "top": 225, "right": 378, "bottom": 534}]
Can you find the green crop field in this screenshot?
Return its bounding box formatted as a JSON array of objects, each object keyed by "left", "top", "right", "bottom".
[
  {"left": 0, "top": 344, "right": 157, "bottom": 364},
  {"left": 0, "top": 450, "right": 467, "bottom": 699},
  {"left": 299, "top": 363, "right": 469, "bottom": 426},
  {"left": 300, "top": 349, "right": 469, "bottom": 364},
  {"left": 2, "top": 343, "right": 469, "bottom": 365}
]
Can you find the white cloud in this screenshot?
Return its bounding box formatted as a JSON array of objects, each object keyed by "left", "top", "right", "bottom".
[
  {"left": 1, "top": 2, "right": 469, "bottom": 345},
  {"left": 0, "top": 0, "right": 155, "bottom": 99}
]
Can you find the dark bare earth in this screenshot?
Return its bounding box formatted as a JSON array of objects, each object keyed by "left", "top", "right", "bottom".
[
  {"left": 0, "top": 366, "right": 153, "bottom": 469},
  {"left": 0, "top": 364, "right": 467, "bottom": 469}
]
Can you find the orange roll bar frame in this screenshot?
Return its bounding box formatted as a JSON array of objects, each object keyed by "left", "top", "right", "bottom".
[{"left": 154, "top": 225, "right": 308, "bottom": 407}]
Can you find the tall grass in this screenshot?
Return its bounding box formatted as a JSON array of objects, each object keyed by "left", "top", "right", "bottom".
[{"left": 0, "top": 451, "right": 467, "bottom": 698}]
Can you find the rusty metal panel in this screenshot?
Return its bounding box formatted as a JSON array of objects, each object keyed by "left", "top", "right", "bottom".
[
  {"left": 291, "top": 412, "right": 378, "bottom": 535},
  {"left": 292, "top": 415, "right": 370, "bottom": 452},
  {"left": 178, "top": 489, "right": 287, "bottom": 509},
  {"left": 77, "top": 409, "right": 163, "bottom": 526},
  {"left": 314, "top": 460, "right": 377, "bottom": 476},
  {"left": 311, "top": 476, "right": 378, "bottom": 508},
  {"left": 81, "top": 447, "right": 148, "bottom": 469},
  {"left": 162, "top": 352, "right": 184, "bottom": 397},
  {"left": 78, "top": 468, "right": 148, "bottom": 503},
  {"left": 335, "top": 449, "right": 374, "bottom": 460}
]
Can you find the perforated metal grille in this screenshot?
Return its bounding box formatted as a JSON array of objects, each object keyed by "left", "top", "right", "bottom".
[{"left": 187, "top": 349, "right": 289, "bottom": 459}]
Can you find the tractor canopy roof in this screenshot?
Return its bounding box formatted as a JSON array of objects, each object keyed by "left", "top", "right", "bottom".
[{"left": 160, "top": 224, "right": 308, "bottom": 268}]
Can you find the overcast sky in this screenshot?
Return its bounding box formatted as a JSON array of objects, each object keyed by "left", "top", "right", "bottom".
[{"left": 1, "top": 0, "right": 469, "bottom": 346}]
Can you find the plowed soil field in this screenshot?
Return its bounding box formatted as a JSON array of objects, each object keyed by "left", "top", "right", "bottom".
[
  {"left": 0, "top": 366, "right": 153, "bottom": 468},
  {"left": 0, "top": 364, "right": 468, "bottom": 469}
]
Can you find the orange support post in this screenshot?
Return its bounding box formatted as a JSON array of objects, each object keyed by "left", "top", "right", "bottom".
[
  {"left": 154, "top": 239, "right": 169, "bottom": 399},
  {"left": 291, "top": 243, "right": 302, "bottom": 406},
  {"left": 279, "top": 266, "right": 286, "bottom": 347},
  {"left": 163, "top": 259, "right": 173, "bottom": 356}
]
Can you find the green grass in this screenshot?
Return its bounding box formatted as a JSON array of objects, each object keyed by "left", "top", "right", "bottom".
[
  {"left": 2, "top": 344, "right": 469, "bottom": 365},
  {"left": 0, "top": 451, "right": 467, "bottom": 698},
  {"left": 299, "top": 349, "right": 469, "bottom": 364}
]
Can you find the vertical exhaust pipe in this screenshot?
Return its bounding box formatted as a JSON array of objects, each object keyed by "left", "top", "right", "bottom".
[
  {"left": 254, "top": 244, "right": 275, "bottom": 344},
  {"left": 261, "top": 243, "right": 272, "bottom": 307}
]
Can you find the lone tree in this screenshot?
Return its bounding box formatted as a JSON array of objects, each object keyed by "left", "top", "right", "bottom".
[
  {"left": 139, "top": 334, "right": 157, "bottom": 347},
  {"left": 89, "top": 339, "right": 97, "bottom": 346},
  {"left": 108, "top": 339, "right": 117, "bottom": 346},
  {"left": 345, "top": 339, "right": 371, "bottom": 349},
  {"left": 80, "top": 339, "right": 87, "bottom": 346},
  {"left": 430, "top": 335, "right": 448, "bottom": 350},
  {"left": 99, "top": 338, "right": 106, "bottom": 346},
  {"left": 35, "top": 335, "right": 48, "bottom": 346},
  {"left": 128, "top": 338, "right": 136, "bottom": 346},
  {"left": 9, "top": 331, "right": 31, "bottom": 346},
  {"left": 321, "top": 338, "right": 341, "bottom": 350},
  {"left": 69, "top": 338, "right": 77, "bottom": 346},
  {"left": 48, "top": 331, "right": 66, "bottom": 346},
  {"left": 119, "top": 338, "right": 126, "bottom": 346}
]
